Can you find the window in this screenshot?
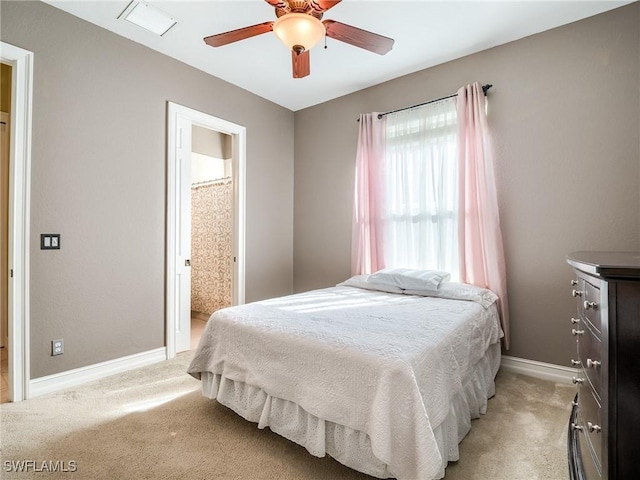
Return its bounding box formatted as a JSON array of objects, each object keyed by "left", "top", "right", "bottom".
[
  {"left": 354, "top": 83, "right": 509, "bottom": 346},
  {"left": 381, "top": 98, "right": 459, "bottom": 278}
]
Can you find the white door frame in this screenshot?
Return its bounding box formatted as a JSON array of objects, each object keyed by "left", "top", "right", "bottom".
[
  {"left": 1, "top": 42, "right": 34, "bottom": 402},
  {"left": 166, "top": 102, "right": 246, "bottom": 358}
]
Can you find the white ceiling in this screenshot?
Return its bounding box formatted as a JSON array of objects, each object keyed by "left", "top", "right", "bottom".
[{"left": 44, "top": 1, "right": 632, "bottom": 111}]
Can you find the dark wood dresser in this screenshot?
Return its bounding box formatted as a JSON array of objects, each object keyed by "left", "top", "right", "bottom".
[{"left": 566, "top": 251, "right": 640, "bottom": 480}]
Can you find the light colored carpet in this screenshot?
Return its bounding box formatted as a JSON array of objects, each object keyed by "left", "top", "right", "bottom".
[{"left": 0, "top": 351, "right": 574, "bottom": 479}]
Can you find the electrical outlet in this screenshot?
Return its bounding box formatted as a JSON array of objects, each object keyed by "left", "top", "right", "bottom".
[{"left": 52, "top": 339, "right": 64, "bottom": 356}]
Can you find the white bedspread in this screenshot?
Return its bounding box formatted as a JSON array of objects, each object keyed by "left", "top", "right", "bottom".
[{"left": 188, "top": 286, "right": 501, "bottom": 480}]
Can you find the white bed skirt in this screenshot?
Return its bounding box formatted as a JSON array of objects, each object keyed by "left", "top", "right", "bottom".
[{"left": 200, "top": 342, "right": 501, "bottom": 479}]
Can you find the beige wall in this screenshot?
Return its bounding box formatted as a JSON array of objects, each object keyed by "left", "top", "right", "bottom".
[
  {"left": 293, "top": 3, "right": 640, "bottom": 366},
  {"left": 192, "top": 125, "right": 232, "bottom": 160},
  {"left": 0, "top": 1, "right": 294, "bottom": 378}
]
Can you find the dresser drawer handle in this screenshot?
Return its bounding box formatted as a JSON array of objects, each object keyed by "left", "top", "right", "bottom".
[
  {"left": 571, "top": 359, "right": 581, "bottom": 367},
  {"left": 587, "top": 422, "right": 601, "bottom": 434},
  {"left": 583, "top": 301, "right": 598, "bottom": 310},
  {"left": 570, "top": 317, "right": 580, "bottom": 325},
  {"left": 572, "top": 376, "right": 585, "bottom": 385},
  {"left": 572, "top": 289, "right": 583, "bottom": 297},
  {"left": 571, "top": 422, "right": 583, "bottom": 432},
  {"left": 571, "top": 280, "right": 578, "bottom": 286},
  {"left": 571, "top": 329, "right": 585, "bottom": 336},
  {"left": 586, "top": 359, "right": 601, "bottom": 368}
]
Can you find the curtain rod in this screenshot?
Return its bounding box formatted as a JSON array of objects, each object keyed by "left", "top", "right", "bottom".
[{"left": 357, "top": 84, "right": 492, "bottom": 122}]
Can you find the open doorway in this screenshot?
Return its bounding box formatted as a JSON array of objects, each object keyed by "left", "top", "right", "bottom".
[
  {"left": 1, "top": 62, "right": 12, "bottom": 403},
  {"left": 166, "top": 102, "right": 245, "bottom": 358},
  {"left": 189, "top": 126, "right": 233, "bottom": 348}
]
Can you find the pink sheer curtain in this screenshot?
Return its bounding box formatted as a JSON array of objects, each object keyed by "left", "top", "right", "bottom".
[
  {"left": 352, "top": 113, "right": 386, "bottom": 275},
  {"left": 457, "top": 82, "right": 510, "bottom": 348}
]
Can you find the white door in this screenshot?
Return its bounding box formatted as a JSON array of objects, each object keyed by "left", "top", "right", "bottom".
[
  {"left": 175, "top": 115, "right": 191, "bottom": 353},
  {"left": 174, "top": 115, "right": 192, "bottom": 353}
]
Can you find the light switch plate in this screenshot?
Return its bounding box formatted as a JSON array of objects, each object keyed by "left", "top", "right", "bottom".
[{"left": 41, "top": 234, "right": 61, "bottom": 250}]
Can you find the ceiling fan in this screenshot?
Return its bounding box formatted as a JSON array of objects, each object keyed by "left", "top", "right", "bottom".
[{"left": 203, "top": 0, "right": 395, "bottom": 79}]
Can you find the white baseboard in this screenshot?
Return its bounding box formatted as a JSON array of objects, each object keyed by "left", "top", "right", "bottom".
[
  {"left": 500, "top": 355, "right": 577, "bottom": 385},
  {"left": 28, "top": 347, "right": 167, "bottom": 399}
]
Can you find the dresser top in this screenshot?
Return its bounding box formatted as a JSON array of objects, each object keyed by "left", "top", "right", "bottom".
[{"left": 567, "top": 251, "right": 640, "bottom": 279}]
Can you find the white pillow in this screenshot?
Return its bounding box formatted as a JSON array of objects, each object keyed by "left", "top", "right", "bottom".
[
  {"left": 368, "top": 268, "right": 451, "bottom": 292},
  {"left": 404, "top": 282, "right": 498, "bottom": 308},
  {"left": 337, "top": 275, "right": 403, "bottom": 294}
]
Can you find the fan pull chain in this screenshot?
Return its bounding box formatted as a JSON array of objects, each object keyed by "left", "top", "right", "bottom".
[{"left": 324, "top": 34, "right": 327, "bottom": 49}]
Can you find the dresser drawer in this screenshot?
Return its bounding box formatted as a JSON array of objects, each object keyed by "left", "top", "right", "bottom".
[
  {"left": 578, "top": 384, "right": 603, "bottom": 472},
  {"left": 570, "top": 395, "right": 601, "bottom": 480},
  {"left": 577, "top": 321, "right": 602, "bottom": 397},
  {"left": 577, "top": 410, "right": 602, "bottom": 480},
  {"left": 581, "top": 279, "right": 601, "bottom": 333}
]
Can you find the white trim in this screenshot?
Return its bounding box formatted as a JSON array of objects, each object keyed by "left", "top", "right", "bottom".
[
  {"left": 500, "top": 355, "right": 577, "bottom": 385},
  {"left": 29, "top": 348, "right": 167, "bottom": 399},
  {"left": 166, "top": 102, "right": 246, "bottom": 359},
  {"left": 1, "top": 42, "right": 34, "bottom": 402}
]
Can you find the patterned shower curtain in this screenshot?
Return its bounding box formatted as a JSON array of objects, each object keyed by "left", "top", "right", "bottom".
[{"left": 191, "top": 178, "right": 233, "bottom": 315}]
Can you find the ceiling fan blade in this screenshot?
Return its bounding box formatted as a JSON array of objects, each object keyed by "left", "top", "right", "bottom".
[
  {"left": 310, "top": 1, "right": 342, "bottom": 13},
  {"left": 204, "top": 21, "right": 274, "bottom": 47},
  {"left": 292, "top": 50, "right": 310, "bottom": 79},
  {"left": 264, "top": 0, "right": 289, "bottom": 7},
  {"left": 323, "top": 20, "right": 394, "bottom": 55},
  {"left": 264, "top": 0, "right": 290, "bottom": 9}
]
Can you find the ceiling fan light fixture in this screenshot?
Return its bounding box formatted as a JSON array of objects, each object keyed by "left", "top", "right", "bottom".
[{"left": 273, "top": 13, "right": 325, "bottom": 53}]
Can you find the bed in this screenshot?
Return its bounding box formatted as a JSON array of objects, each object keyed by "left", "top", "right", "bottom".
[{"left": 188, "top": 272, "right": 503, "bottom": 480}]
